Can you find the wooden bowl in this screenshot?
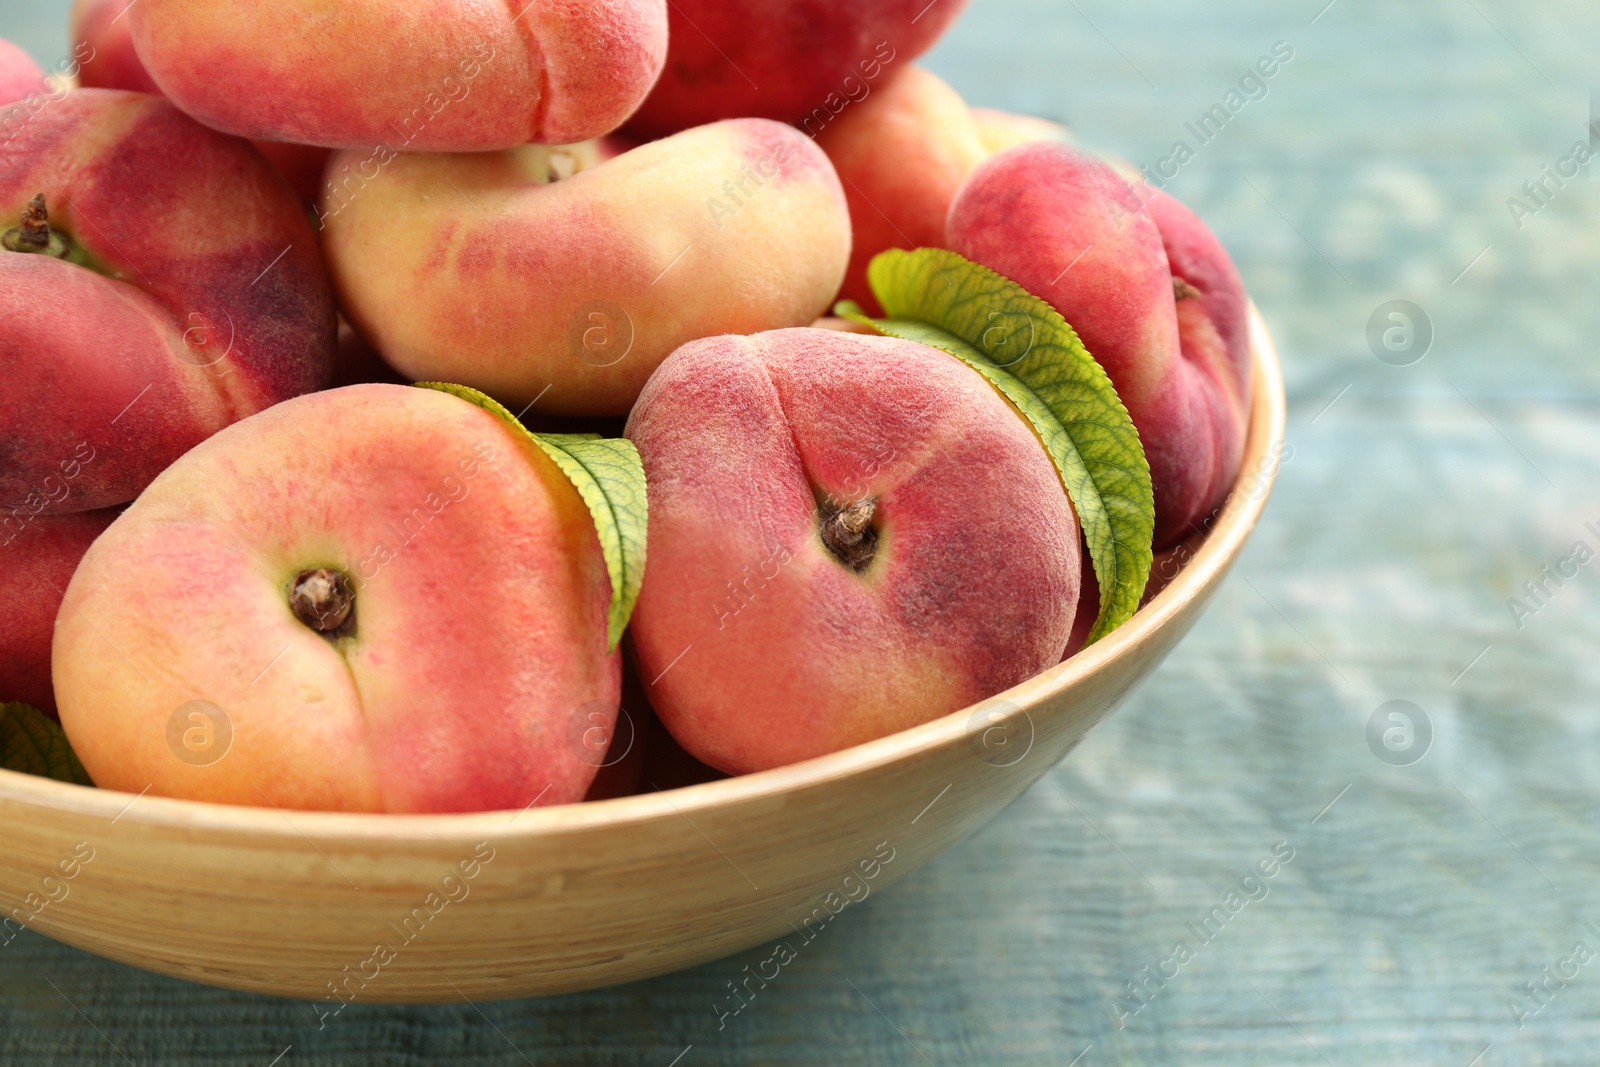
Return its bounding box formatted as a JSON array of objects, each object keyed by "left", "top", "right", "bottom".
[{"left": 0, "top": 309, "right": 1284, "bottom": 1004}]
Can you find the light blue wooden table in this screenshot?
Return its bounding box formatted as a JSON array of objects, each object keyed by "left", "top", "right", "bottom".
[{"left": 4, "top": 0, "right": 1600, "bottom": 1063}]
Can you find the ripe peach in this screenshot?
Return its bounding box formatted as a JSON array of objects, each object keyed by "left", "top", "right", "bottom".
[
  {"left": 1146, "top": 186, "right": 1252, "bottom": 515},
  {"left": 625, "top": 327, "right": 1080, "bottom": 775},
  {"left": 816, "top": 70, "right": 1247, "bottom": 547},
  {"left": 0, "top": 508, "right": 117, "bottom": 717},
  {"left": 70, "top": 0, "right": 332, "bottom": 206},
  {"left": 946, "top": 142, "right": 1249, "bottom": 547},
  {"left": 69, "top": 0, "right": 160, "bottom": 94},
  {"left": 628, "top": 0, "right": 968, "bottom": 137},
  {"left": 54, "top": 384, "right": 618, "bottom": 813},
  {"left": 323, "top": 119, "right": 850, "bottom": 416},
  {"left": 1147, "top": 189, "right": 1252, "bottom": 407},
  {"left": 0, "top": 37, "right": 44, "bottom": 105},
  {"left": 1, "top": 90, "right": 336, "bottom": 515},
  {"left": 128, "top": 0, "right": 668, "bottom": 150},
  {"left": 815, "top": 66, "right": 988, "bottom": 314},
  {"left": 816, "top": 68, "right": 1074, "bottom": 313}
]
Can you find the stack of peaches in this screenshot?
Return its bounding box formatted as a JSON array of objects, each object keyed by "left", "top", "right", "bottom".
[{"left": 0, "top": 0, "right": 1251, "bottom": 814}]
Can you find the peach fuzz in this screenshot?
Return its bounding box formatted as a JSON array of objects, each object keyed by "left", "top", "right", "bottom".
[
  {"left": 947, "top": 142, "right": 1250, "bottom": 547},
  {"left": 625, "top": 328, "right": 1080, "bottom": 775},
  {"left": 322, "top": 119, "right": 851, "bottom": 416},
  {"left": 816, "top": 66, "right": 989, "bottom": 314},
  {"left": 0, "top": 508, "right": 117, "bottom": 717},
  {"left": 0, "top": 90, "right": 335, "bottom": 514},
  {"left": 54, "top": 384, "right": 618, "bottom": 813},
  {"left": 128, "top": 0, "right": 668, "bottom": 150},
  {"left": 628, "top": 0, "right": 969, "bottom": 137}
]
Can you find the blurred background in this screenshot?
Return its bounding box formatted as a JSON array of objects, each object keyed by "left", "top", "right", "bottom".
[{"left": 4, "top": 0, "right": 1600, "bottom": 1063}]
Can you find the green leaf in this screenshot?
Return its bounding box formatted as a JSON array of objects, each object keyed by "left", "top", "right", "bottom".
[
  {"left": 835, "top": 247, "right": 1154, "bottom": 642},
  {"left": 0, "top": 703, "right": 94, "bottom": 786},
  {"left": 414, "top": 382, "right": 647, "bottom": 651}
]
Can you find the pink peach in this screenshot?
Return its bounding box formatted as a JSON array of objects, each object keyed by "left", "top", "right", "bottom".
[
  {"left": 816, "top": 71, "right": 1074, "bottom": 314},
  {"left": 128, "top": 0, "right": 668, "bottom": 150},
  {"left": 322, "top": 119, "right": 851, "bottom": 416},
  {"left": 0, "top": 508, "right": 117, "bottom": 716},
  {"left": 947, "top": 142, "right": 1249, "bottom": 547},
  {"left": 629, "top": 0, "right": 969, "bottom": 137},
  {"left": 54, "top": 384, "right": 618, "bottom": 813},
  {"left": 0, "top": 37, "right": 45, "bottom": 105},
  {"left": 70, "top": 0, "right": 334, "bottom": 206},
  {"left": 1, "top": 90, "right": 336, "bottom": 515},
  {"left": 69, "top": 0, "right": 160, "bottom": 94},
  {"left": 816, "top": 66, "right": 988, "bottom": 314},
  {"left": 1146, "top": 186, "right": 1252, "bottom": 516},
  {"left": 626, "top": 327, "right": 1079, "bottom": 775}
]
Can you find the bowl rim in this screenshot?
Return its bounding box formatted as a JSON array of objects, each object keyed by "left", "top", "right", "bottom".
[{"left": 0, "top": 306, "right": 1286, "bottom": 842}]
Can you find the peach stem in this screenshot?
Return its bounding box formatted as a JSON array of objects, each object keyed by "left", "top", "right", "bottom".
[
  {"left": 290, "top": 568, "right": 356, "bottom": 636},
  {"left": 820, "top": 498, "right": 878, "bottom": 572},
  {"left": 2, "top": 193, "right": 71, "bottom": 258}
]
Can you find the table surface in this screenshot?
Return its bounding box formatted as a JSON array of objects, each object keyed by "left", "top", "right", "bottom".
[{"left": 5, "top": 0, "right": 1600, "bottom": 1063}]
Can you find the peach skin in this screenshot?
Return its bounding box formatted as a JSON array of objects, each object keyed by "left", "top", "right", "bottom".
[
  {"left": 947, "top": 142, "right": 1249, "bottom": 547},
  {"left": 70, "top": 0, "right": 333, "bottom": 205},
  {"left": 816, "top": 66, "right": 989, "bottom": 314},
  {"left": 970, "top": 107, "right": 1072, "bottom": 154},
  {"left": 0, "top": 37, "right": 45, "bottom": 105},
  {"left": 69, "top": 0, "right": 160, "bottom": 94},
  {"left": 625, "top": 328, "right": 1080, "bottom": 775},
  {"left": 817, "top": 71, "right": 1074, "bottom": 314},
  {"left": 1, "top": 90, "right": 335, "bottom": 515},
  {"left": 629, "top": 0, "right": 969, "bottom": 137},
  {"left": 1146, "top": 186, "right": 1252, "bottom": 519},
  {"left": 0, "top": 508, "right": 117, "bottom": 717},
  {"left": 250, "top": 140, "right": 332, "bottom": 206},
  {"left": 322, "top": 119, "right": 851, "bottom": 416},
  {"left": 818, "top": 77, "right": 1244, "bottom": 553},
  {"left": 54, "top": 384, "right": 619, "bottom": 813},
  {"left": 128, "top": 0, "right": 668, "bottom": 150}
]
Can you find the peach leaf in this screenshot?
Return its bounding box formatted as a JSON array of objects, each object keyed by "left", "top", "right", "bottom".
[
  {"left": 0, "top": 703, "right": 93, "bottom": 786},
  {"left": 413, "top": 382, "right": 647, "bottom": 651},
  {"left": 836, "top": 247, "right": 1154, "bottom": 642}
]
